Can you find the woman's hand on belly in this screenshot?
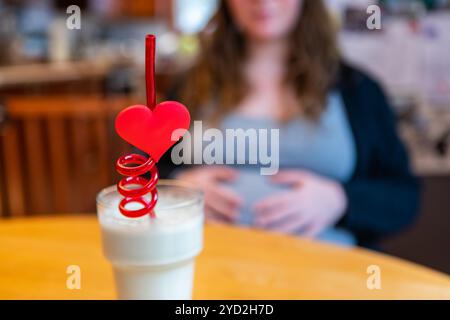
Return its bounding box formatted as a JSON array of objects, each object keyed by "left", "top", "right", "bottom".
[
  {"left": 253, "top": 170, "right": 348, "bottom": 237},
  {"left": 176, "top": 166, "right": 243, "bottom": 224}
]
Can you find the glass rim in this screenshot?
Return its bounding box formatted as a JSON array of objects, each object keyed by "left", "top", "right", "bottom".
[{"left": 96, "top": 179, "right": 203, "bottom": 211}]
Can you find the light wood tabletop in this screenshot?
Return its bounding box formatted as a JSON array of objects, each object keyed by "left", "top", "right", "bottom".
[{"left": 0, "top": 215, "right": 449, "bottom": 299}]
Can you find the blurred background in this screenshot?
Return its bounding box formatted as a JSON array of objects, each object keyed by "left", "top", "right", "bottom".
[{"left": 0, "top": 0, "right": 449, "bottom": 273}]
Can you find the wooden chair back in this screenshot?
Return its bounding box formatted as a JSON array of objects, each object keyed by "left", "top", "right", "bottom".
[{"left": 0, "top": 95, "right": 132, "bottom": 217}]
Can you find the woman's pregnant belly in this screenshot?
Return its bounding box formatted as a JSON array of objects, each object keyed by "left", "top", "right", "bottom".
[
  {"left": 222, "top": 168, "right": 356, "bottom": 246},
  {"left": 222, "top": 169, "right": 289, "bottom": 225}
]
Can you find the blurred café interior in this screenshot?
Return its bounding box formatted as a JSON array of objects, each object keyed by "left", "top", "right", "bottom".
[{"left": 0, "top": 0, "right": 449, "bottom": 274}]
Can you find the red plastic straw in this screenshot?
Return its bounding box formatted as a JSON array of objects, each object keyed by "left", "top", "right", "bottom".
[
  {"left": 145, "top": 35, "right": 156, "bottom": 110},
  {"left": 115, "top": 34, "right": 159, "bottom": 218},
  {"left": 116, "top": 153, "right": 158, "bottom": 218}
]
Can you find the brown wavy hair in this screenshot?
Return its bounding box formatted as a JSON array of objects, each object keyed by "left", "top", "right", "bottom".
[{"left": 181, "top": 0, "right": 340, "bottom": 122}]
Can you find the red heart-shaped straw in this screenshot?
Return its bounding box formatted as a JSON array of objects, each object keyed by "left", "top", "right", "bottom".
[{"left": 114, "top": 35, "right": 190, "bottom": 218}]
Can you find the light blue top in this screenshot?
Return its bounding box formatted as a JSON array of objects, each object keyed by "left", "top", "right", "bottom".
[{"left": 218, "top": 92, "right": 358, "bottom": 246}]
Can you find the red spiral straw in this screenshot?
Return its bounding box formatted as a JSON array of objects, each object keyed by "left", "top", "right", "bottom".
[
  {"left": 116, "top": 35, "right": 158, "bottom": 218},
  {"left": 116, "top": 154, "right": 158, "bottom": 218}
]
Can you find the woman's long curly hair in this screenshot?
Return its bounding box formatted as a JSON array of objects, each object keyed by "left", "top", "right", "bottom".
[{"left": 181, "top": 0, "right": 340, "bottom": 122}]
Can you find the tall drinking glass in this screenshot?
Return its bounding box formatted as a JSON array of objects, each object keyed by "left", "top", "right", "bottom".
[{"left": 96, "top": 180, "right": 204, "bottom": 300}]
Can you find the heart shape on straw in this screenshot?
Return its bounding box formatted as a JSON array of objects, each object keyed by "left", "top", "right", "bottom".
[{"left": 115, "top": 101, "right": 190, "bottom": 162}]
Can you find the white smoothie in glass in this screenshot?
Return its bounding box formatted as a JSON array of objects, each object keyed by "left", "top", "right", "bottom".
[{"left": 96, "top": 180, "right": 204, "bottom": 300}]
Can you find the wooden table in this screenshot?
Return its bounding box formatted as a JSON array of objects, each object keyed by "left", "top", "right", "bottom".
[{"left": 0, "top": 215, "right": 449, "bottom": 299}]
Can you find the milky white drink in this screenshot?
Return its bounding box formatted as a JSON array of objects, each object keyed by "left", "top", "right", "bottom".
[{"left": 96, "top": 180, "right": 204, "bottom": 300}]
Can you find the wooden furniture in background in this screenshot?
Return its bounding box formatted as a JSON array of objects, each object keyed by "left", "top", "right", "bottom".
[
  {"left": 0, "top": 61, "right": 115, "bottom": 88},
  {"left": 97, "top": 0, "right": 173, "bottom": 22},
  {"left": 0, "top": 101, "right": 5, "bottom": 214},
  {"left": 0, "top": 215, "right": 449, "bottom": 299},
  {"left": 122, "top": 0, "right": 155, "bottom": 17},
  {"left": 0, "top": 60, "right": 131, "bottom": 96},
  {"left": 0, "top": 95, "right": 132, "bottom": 217}
]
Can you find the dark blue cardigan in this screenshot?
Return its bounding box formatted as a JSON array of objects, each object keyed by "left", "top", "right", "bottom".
[
  {"left": 335, "top": 63, "right": 420, "bottom": 247},
  {"left": 158, "top": 63, "right": 421, "bottom": 248}
]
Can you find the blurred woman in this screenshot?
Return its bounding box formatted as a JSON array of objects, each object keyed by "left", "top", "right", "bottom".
[{"left": 160, "top": 0, "right": 419, "bottom": 248}]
